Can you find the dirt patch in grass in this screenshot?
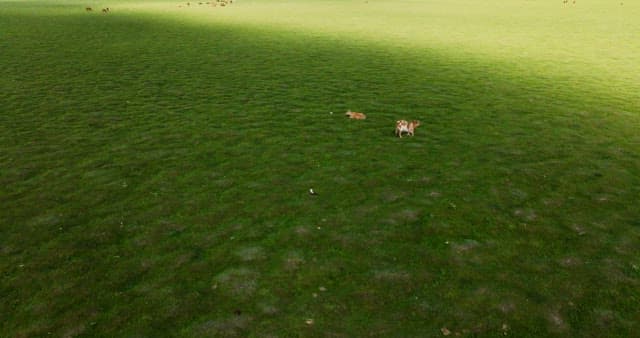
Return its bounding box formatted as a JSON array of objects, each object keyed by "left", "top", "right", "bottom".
[
  {"left": 547, "top": 308, "right": 569, "bottom": 332},
  {"left": 384, "top": 208, "right": 421, "bottom": 225},
  {"left": 294, "top": 226, "right": 311, "bottom": 237},
  {"left": 372, "top": 269, "right": 412, "bottom": 282},
  {"left": 235, "top": 246, "right": 266, "bottom": 262},
  {"left": 381, "top": 190, "right": 407, "bottom": 203},
  {"left": 558, "top": 256, "right": 582, "bottom": 268},
  {"left": 62, "top": 323, "right": 88, "bottom": 338},
  {"left": 513, "top": 208, "right": 537, "bottom": 221},
  {"left": 258, "top": 303, "right": 279, "bottom": 315},
  {"left": 498, "top": 301, "right": 517, "bottom": 314},
  {"left": 195, "top": 315, "right": 253, "bottom": 337},
  {"left": 283, "top": 251, "right": 305, "bottom": 272},
  {"left": 213, "top": 268, "right": 259, "bottom": 300},
  {"left": 450, "top": 239, "right": 481, "bottom": 254},
  {"left": 27, "top": 212, "right": 61, "bottom": 227},
  {"left": 570, "top": 223, "right": 587, "bottom": 236}
]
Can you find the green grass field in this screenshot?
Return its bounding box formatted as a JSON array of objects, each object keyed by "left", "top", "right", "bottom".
[{"left": 2, "top": 0, "right": 639, "bottom": 336}]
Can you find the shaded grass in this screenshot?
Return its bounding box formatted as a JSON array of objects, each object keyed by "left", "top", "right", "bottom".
[{"left": 2, "top": 0, "right": 640, "bottom": 336}]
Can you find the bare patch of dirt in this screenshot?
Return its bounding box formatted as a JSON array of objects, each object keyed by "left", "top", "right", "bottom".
[
  {"left": 294, "top": 226, "right": 310, "bottom": 237},
  {"left": 196, "top": 315, "right": 252, "bottom": 337},
  {"left": 332, "top": 176, "right": 348, "bottom": 184},
  {"left": 213, "top": 178, "right": 234, "bottom": 188},
  {"left": 62, "top": 323, "right": 87, "bottom": 338},
  {"left": 542, "top": 197, "right": 563, "bottom": 207},
  {"left": 382, "top": 191, "right": 406, "bottom": 203},
  {"left": 28, "top": 213, "right": 61, "bottom": 227},
  {"left": 594, "top": 308, "right": 616, "bottom": 328},
  {"left": 510, "top": 188, "right": 529, "bottom": 201},
  {"left": 429, "top": 191, "right": 442, "bottom": 197},
  {"left": 571, "top": 224, "right": 587, "bottom": 236},
  {"left": 283, "top": 251, "right": 305, "bottom": 271},
  {"left": 0, "top": 244, "right": 18, "bottom": 255},
  {"left": 513, "top": 208, "right": 537, "bottom": 221},
  {"left": 259, "top": 303, "right": 279, "bottom": 315},
  {"left": 372, "top": 269, "right": 411, "bottom": 282},
  {"left": 235, "top": 246, "right": 266, "bottom": 262},
  {"left": 558, "top": 256, "right": 582, "bottom": 268},
  {"left": 498, "top": 301, "right": 517, "bottom": 314},
  {"left": 213, "top": 268, "right": 258, "bottom": 299},
  {"left": 451, "top": 239, "right": 481, "bottom": 254},
  {"left": 547, "top": 308, "right": 569, "bottom": 332},
  {"left": 385, "top": 209, "right": 421, "bottom": 225},
  {"left": 173, "top": 253, "right": 193, "bottom": 268}
]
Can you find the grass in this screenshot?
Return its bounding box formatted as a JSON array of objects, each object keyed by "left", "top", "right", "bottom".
[{"left": 1, "top": 0, "right": 640, "bottom": 336}]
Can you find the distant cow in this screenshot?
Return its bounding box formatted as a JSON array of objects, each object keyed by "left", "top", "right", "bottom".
[
  {"left": 85, "top": 7, "right": 92, "bottom": 11},
  {"left": 395, "top": 120, "right": 420, "bottom": 138},
  {"left": 345, "top": 110, "right": 367, "bottom": 120},
  {"left": 102, "top": 7, "right": 110, "bottom": 13}
]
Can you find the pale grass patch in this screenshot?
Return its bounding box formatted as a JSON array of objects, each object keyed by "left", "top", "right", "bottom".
[
  {"left": 372, "top": 269, "right": 411, "bottom": 282},
  {"left": 613, "top": 231, "right": 640, "bottom": 256},
  {"left": 235, "top": 246, "right": 266, "bottom": 262},
  {"left": 384, "top": 208, "right": 421, "bottom": 225},
  {"left": 594, "top": 308, "right": 616, "bottom": 328},
  {"left": 509, "top": 188, "right": 529, "bottom": 201},
  {"left": 1, "top": 244, "right": 18, "bottom": 255},
  {"left": 62, "top": 323, "right": 87, "bottom": 338},
  {"left": 571, "top": 223, "right": 587, "bottom": 236},
  {"left": 283, "top": 251, "right": 305, "bottom": 271},
  {"left": 213, "top": 267, "right": 258, "bottom": 299},
  {"left": 547, "top": 308, "right": 569, "bottom": 332},
  {"left": 173, "top": 253, "right": 192, "bottom": 268},
  {"left": 381, "top": 190, "right": 406, "bottom": 203},
  {"left": 294, "top": 226, "right": 310, "bottom": 236},
  {"left": 258, "top": 303, "right": 279, "bottom": 315},
  {"left": 542, "top": 197, "right": 564, "bottom": 207},
  {"left": 196, "top": 315, "right": 253, "bottom": 337},
  {"left": 498, "top": 301, "right": 517, "bottom": 314},
  {"left": 451, "top": 239, "right": 481, "bottom": 254},
  {"left": 558, "top": 256, "right": 582, "bottom": 268},
  {"left": 27, "top": 213, "right": 61, "bottom": 227},
  {"left": 513, "top": 208, "right": 537, "bottom": 221},
  {"left": 214, "top": 177, "right": 234, "bottom": 188}
]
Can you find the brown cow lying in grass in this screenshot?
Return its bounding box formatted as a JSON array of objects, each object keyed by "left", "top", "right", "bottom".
[{"left": 345, "top": 110, "right": 366, "bottom": 120}]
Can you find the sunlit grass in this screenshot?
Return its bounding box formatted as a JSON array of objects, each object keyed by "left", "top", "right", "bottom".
[
  {"left": 119, "top": 0, "right": 640, "bottom": 127},
  {"left": 128, "top": 0, "right": 640, "bottom": 89}
]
